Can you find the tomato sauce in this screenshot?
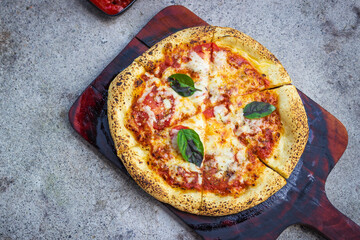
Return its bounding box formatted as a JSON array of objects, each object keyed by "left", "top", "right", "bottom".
[
  {"left": 202, "top": 170, "right": 247, "bottom": 195},
  {"left": 244, "top": 68, "right": 270, "bottom": 88},
  {"left": 248, "top": 129, "right": 281, "bottom": 159},
  {"left": 202, "top": 155, "right": 249, "bottom": 195},
  {"left": 153, "top": 55, "right": 181, "bottom": 78},
  {"left": 143, "top": 88, "right": 175, "bottom": 130},
  {"left": 155, "top": 163, "right": 202, "bottom": 190},
  {"left": 228, "top": 54, "right": 249, "bottom": 68},
  {"left": 127, "top": 107, "right": 151, "bottom": 144},
  {"left": 192, "top": 43, "right": 212, "bottom": 59},
  {"left": 203, "top": 107, "right": 215, "bottom": 119},
  {"left": 127, "top": 86, "right": 176, "bottom": 145},
  {"left": 169, "top": 125, "right": 189, "bottom": 140},
  {"left": 90, "top": 0, "right": 134, "bottom": 15},
  {"left": 146, "top": 43, "right": 212, "bottom": 78},
  {"left": 258, "top": 91, "right": 278, "bottom": 106},
  {"left": 238, "top": 92, "right": 282, "bottom": 161},
  {"left": 212, "top": 44, "right": 272, "bottom": 95}
]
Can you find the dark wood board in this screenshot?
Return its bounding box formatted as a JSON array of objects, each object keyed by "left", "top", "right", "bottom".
[{"left": 69, "top": 5, "right": 360, "bottom": 240}]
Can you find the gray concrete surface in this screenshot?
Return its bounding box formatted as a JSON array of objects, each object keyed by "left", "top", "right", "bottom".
[{"left": 0, "top": 0, "right": 359, "bottom": 239}]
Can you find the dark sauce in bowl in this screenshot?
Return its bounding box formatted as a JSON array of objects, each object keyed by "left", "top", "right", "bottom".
[{"left": 89, "top": 0, "right": 136, "bottom": 16}]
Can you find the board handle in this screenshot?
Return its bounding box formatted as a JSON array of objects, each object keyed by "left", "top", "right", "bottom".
[{"left": 302, "top": 196, "right": 360, "bottom": 239}]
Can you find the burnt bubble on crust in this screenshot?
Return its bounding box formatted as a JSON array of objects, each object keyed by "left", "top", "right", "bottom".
[{"left": 135, "top": 79, "right": 143, "bottom": 87}]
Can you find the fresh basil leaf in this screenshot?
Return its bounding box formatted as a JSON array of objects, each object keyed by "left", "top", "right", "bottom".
[
  {"left": 177, "top": 129, "right": 204, "bottom": 167},
  {"left": 169, "top": 73, "right": 194, "bottom": 86},
  {"left": 243, "top": 101, "right": 276, "bottom": 119},
  {"left": 168, "top": 74, "right": 201, "bottom": 97}
]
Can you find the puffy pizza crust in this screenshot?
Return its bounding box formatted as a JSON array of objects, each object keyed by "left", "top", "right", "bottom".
[
  {"left": 262, "top": 85, "right": 309, "bottom": 178},
  {"left": 108, "top": 61, "right": 146, "bottom": 152},
  {"left": 200, "top": 167, "right": 286, "bottom": 216},
  {"left": 213, "top": 26, "right": 292, "bottom": 88}
]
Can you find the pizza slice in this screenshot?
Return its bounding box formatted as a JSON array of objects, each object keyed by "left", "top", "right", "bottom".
[
  {"left": 199, "top": 117, "right": 286, "bottom": 216},
  {"left": 237, "top": 85, "right": 308, "bottom": 178},
  {"left": 207, "top": 26, "right": 292, "bottom": 106},
  {"left": 118, "top": 113, "right": 207, "bottom": 215},
  {"left": 211, "top": 84, "right": 308, "bottom": 178},
  {"left": 135, "top": 26, "right": 215, "bottom": 111}
]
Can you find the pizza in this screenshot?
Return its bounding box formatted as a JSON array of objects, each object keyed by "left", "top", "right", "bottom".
[{"left": 107, "top": 26, "right": 309, "bottom": 216}]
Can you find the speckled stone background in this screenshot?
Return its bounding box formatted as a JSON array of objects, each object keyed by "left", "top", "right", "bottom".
[{"left": 0, "top": 0, "right": 359, "bottom": 239}]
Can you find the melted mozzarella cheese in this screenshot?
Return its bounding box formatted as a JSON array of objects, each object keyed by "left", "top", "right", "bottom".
[
  {"left": 209, "top": 92, "right": 224, "bottom": 105},
  {"left": 186, "top": 51, "right": 209, "bottom": 75},
  {"left": 241, "top": 118, "right": 264, "bottom": 134},
  {"left": 185, "top": 51, "right": 210, "bottom": 108},
  {"left": 225, "top": 108, "right": 264, "bottom": 136},
  {"left": 170, "top": 128, "right": 179, "bottom": 151},
  {"left": 137, "top": 86, "right": 153, "bottom": 104},
  {"left": 205, "top": 118, "right": 248, "bottom": 179},
  {"left": 190, "top": 81, "right": 208, "bottom": 109},
  {"left": 163, "top": 99, "right": 171, "bottom": 110},
  {"left": 213, "top": 51, "right": 227, "bottom": 69},
  {"left": 214, "top": 149, "right": 235, "bottom": 172},
  {"left": 214, "top": 105, "right": 229, "bottom": 123},
  {"left": 157, "top": 85, "right": 197, "bottom": 119},
  {"left": 143, "top": 105, "right": 156, "bottom": 126},
  {"left": 137, "top": 74, "right": 161, "bottom": 103},
  {"left": 235, "top": 148, "right": 246, "bottom": 164},
  {"left": 228, "top": 173, "right": 238, "bottom": 183},
  {"left": 164, "top": 158, "right": 202, "bottom": 185}
]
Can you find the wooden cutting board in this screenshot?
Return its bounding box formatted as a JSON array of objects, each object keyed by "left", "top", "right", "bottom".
[{"left": 69, "top": 5, "right": 360, "bottom": 240}]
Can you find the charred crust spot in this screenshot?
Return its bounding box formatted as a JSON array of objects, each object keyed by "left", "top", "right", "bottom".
[
  {"left": 135, "top": 79, "right": 143, "bottom": 87},
  {"left": 270, "top": 54, "right": 279, "bottom": 62},
  {"left": 116, "top": 81, "right": 123, "bottom": 86},
  {"left": 164, "top": 43, "right": 172, "bottom": 50},
  {"left": 147, "top": 62, "right": 155, "bottom": 71}
]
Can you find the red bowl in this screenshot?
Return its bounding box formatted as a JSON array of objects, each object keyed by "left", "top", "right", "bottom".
[{"left": 88, "top": 0, "right": 137, "bottom": 16}]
